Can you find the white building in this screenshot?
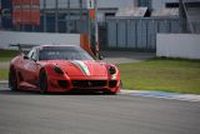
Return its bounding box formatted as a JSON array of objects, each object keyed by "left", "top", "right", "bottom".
[{"left": 151, "top": 0, "right": 179, "bottom": 16}]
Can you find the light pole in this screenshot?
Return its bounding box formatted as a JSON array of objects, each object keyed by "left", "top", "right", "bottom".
[
  {"left": 55, "top": 0, "right": 58, "bottom": 32},
  {"left": 67, "top": 0, "right": 70, "bottom": 33},
  {"left": 79, "top": 0, "right": 83, "bottom": 32},
  {"left": 87, "top": 0, "right": 99, "bottom": 57},
  {"left": 43, "top": 0, "right": 47, "bottom": 32},
  {"left": 94, "top": 0, "right": 99, "bottom": 57}
]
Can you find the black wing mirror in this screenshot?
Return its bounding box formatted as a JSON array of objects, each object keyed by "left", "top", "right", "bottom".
[
  {"left": 32, "top": 58, "right": 37, "bottom": 62},
  {"left": 99, "top": 54, "right": 104, "bottom": 60},
  {"left": 23, "top": 55, "right": 29, "bottom": 60}
]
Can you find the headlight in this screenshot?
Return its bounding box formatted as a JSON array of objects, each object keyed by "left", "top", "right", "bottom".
[
  {"left": 109, "top": 66, "right": 116, "bottom": 75},
  {"left": 54, "top": 66, "right": 64, "bottom": 75}
]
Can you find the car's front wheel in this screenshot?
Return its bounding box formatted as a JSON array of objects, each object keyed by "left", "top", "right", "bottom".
[{"left": 39, "top": 69, "right": 48, "bottom": 94}]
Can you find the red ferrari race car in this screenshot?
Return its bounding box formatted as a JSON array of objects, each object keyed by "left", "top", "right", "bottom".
[{"left": 9, "top": 45, "right": 121, "bottom": 94}]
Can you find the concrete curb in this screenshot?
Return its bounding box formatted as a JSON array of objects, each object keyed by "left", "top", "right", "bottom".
[
  {"left": 120, "top": 90, "right": 200, "bottom": 102},
  {"left": 0, "top": 80, "right": 8, "bottom": 84},
  {"left": 0, "top": 81, "right": 200, "bottom": 102},
  {"left": 0, "top": 80, "right": 8, "bottom": 88}
]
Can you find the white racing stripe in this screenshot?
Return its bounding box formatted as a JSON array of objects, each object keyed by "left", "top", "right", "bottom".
[{"left": 71, "top": 60, "right": 90, "bottom": 76}]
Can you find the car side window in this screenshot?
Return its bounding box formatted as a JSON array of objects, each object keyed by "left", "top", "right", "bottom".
[
  {"left": 32, "top": 49, "right": 38, "bottom": 61},
  {"left": 27, "top": 49, "right": 34, "bottom": 59},
  {"left": 28, "top": 49, "right": 38, "bottom": 61}
]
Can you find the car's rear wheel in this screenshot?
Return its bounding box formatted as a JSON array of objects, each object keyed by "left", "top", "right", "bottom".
[
  {"left": 39, "top": 70, "right": 48, "bottom": 94},
  {"left": 9, "top": 68, "right": 18, "bottom": 91}
]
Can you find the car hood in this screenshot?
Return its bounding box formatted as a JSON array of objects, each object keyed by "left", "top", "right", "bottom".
[{"left": 42, "top": 60, "right": 108, "bottom": 77}]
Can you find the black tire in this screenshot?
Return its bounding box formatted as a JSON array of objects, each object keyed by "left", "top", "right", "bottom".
[
  {"left": 39, "top": 70, "right": 48, "bottom": 94},
  {"left": 108, "top": 92, "right": 117, "bottom": 95},
  {"left": 104, "top": 90, "right": 117, "bottom": 95},
  {"left": 9, "top": 69, "right": 18, "bottom": 91}
]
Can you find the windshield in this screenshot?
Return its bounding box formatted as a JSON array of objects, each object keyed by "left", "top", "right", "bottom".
[{"left": 39, "top": 46, "right": 94, "bottom": 61}]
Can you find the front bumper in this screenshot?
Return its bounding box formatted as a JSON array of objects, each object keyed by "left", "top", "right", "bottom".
[{"left": 46, "top": 75, "right": 120, "bottom": 93}]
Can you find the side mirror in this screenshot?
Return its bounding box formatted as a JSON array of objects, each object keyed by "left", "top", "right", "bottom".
[
  {"left": 32, "top": 58, "right": 37, "bottom": 62},
  {"left": 99, "top": 54, "right": 104, "bottom": 60},
  {"left": 23, "top": 55, "right": 29, "bottom": 60}
]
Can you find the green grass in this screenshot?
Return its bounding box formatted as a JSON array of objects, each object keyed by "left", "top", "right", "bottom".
[
  {"left": 0, "top": 69, "right": 8, "bottom": 80},
  {"left": 118, "top": 58, "right": 200, "bottom": 94},
  {"left": 0, "top": 49, "right": 18, "bottom": 57},
  {"left": 0, "top": 49, "right": 18, "bottom": 62},
  {"left": 0, "top": 57, "right": 13, "bottom": 62},
  {"left": 0, "top": 50, "right": 17, "bottom": 80}
]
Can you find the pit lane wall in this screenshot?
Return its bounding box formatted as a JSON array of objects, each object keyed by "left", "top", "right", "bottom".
[
  {"left": 0, "top": 31, "right": 80, "bottom": 49},
  {"left": 157, "top": 34, "right": 200, "bottom": 59}
]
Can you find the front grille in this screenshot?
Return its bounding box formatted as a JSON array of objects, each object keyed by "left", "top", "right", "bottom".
[{"left": 72, "top": 80, "right": 107, "bottom": 88}]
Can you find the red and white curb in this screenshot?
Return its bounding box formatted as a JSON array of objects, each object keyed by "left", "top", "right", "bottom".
[{"left": 121, "top": 90, "right": 200, "bottom": 102}]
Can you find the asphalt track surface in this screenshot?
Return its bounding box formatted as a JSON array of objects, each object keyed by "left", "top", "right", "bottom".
[{"left": 0, "top": 88, "right": 200, "bottom": 134}]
